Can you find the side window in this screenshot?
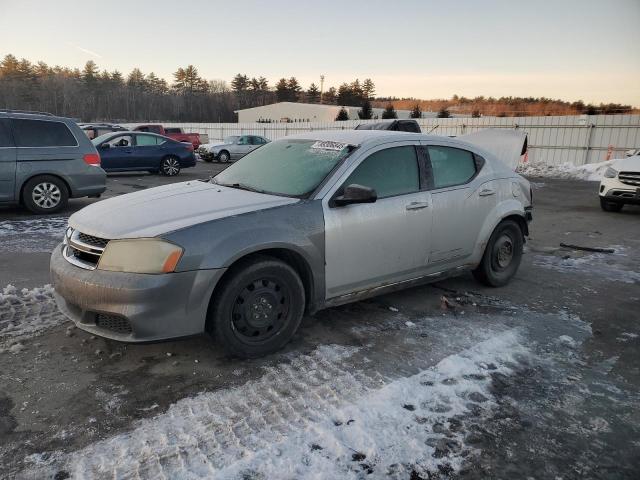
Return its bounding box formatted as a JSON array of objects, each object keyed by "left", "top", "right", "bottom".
[
  {"left": 136, "top": 134, "right": 158, "bottom": 146},
  {"left": 238, "top": 136, "right": 249, "bottom": 145},
  {"left": 0, "top": 119, "right": 15, "bottom": 147},
  {"left": 428, "top": 146, "right": 477, "bottom": 189},
  {"left": 344, "top": 146, "right": 419, "bottom": 199},
  {"left": 105, "top": 135, "right": 133, "bottom": 148},
  {"left": 12, "top": 119, "right": 77, "bottom": 147}
]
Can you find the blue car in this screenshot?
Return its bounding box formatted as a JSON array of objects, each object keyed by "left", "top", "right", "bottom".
[{"left": 91, "top": 131, "right": 197, "bottom": 176}]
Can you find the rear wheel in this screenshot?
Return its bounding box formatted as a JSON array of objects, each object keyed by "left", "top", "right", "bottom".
[
  {"left": 160, "top": 156, "right": 181, "bottom": 176},
  {"left": 208, "top": 255, "right": 305, "bottom": 358},
  {"left": 473, "top": 219, "right": 524, "bottom": 287},
  {"left": 218, "top": 150, "right": 230, "bottom": 163},
  {"left": 600, "top": 197, "right": 623, "bottom": 212},
  {"left": 22, "top": 175, "right": 69, "bottom": 214}
]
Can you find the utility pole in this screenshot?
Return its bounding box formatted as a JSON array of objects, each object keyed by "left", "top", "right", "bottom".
[{"left": 320, "top": 75, "right": 325, "bottom": 104}]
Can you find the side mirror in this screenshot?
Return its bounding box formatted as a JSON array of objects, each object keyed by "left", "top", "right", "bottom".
[
  {"left": 100, "top": 143, "right": 110, "bottom": 149},
  {"left": 333, "top": 184, "right": 377, "bottom": 207}
]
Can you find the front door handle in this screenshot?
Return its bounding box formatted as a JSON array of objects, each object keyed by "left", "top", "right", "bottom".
[
  {"left": 479, "top": 189, "right": 496, "bottom": 196},
  {"left": 406, "top": 201, "right": 429, "bottom": 210}
]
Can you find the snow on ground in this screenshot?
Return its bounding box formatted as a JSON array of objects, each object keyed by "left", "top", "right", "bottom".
[
  {"left": 533, "top": 246, "right": 640, "bottom": 284},
  {"left": 517, "top": 158, "right": 623, "bottom": 181},
  {"left": 22, "top": 329, "right": 531, "bottom": 479},
  {"left": 0, "top": 217, "right": 67, "bottom": 252},
  {"left": 0, "top": 284, "right": 67, "bottom": 348}
]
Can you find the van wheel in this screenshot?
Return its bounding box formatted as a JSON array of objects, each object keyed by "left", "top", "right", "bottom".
[
  {"left": 22, "top": 175, "right": 69, "bottom": 214},
  {"left": 160, "top": 156, "right": 181, "bottom": 176},
  {"left": 473, "top": 219, "right": 523, "bottom": 287},
  {"left": 208, "top": 255, "right": 305, "bottom": 358}
]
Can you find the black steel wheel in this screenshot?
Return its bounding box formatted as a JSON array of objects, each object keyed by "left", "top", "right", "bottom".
[
  {"left": 209, "top": 255, "right": 305, "bottom": 358},
  {"left": 473, "top": 219, "right": 524, "bottom": 287}
]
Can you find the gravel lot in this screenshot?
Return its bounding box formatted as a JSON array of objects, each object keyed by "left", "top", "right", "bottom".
[{"left": 1, "top": 163, "right": 639, "bottom": 479}]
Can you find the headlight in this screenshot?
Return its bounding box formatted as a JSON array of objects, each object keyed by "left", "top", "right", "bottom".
[
  {"left": 98, "top": 239, "right": 183, "bottom": 274},
  {"left": 604, "top": 167, "right": 618, "bottom": 178}
]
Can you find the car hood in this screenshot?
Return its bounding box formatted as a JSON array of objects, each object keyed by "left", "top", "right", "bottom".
[
  {"left": 613, "top": 155, "right": 640, "bottom": 172},
  {"left": 201, "top": 141, "right": 227, "bottom": 151},
  {"left": 69, "top": 181, "right": 298, "bottom": 239}
]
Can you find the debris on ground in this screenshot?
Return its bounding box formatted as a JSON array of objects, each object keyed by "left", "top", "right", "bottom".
[{"left": 559, "top": 243, "right": 615, "bottom": 254}]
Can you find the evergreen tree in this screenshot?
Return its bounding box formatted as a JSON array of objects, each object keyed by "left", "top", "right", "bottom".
[
  {"left": 381, "top": 103, "right": 397, "bottom": 119},
  {"left": 335, "top": 107, "right": 349, "bottom": 121},
  {"left": 307, "top": 83, "right": 320, "bottom": 103},
  {"left": 437, "top": 107, "right": 451, "bottom": 118},
  {"left": 323, "top": 87, "right": 337, "bottom": 104},
  {"left": 410, "top": 103, "right": 422, "bottom": 119},
  {"left": 82, "top": 60, "right": 99, "bottom": 85},
  {"left": 287, "top": 77, "right": 301, "bottom": 101},
  {"left": 358, "top": 99, "right": 373, "bottom": 120},
  {"left": 275, "top": 78, "right": 289, "bottom": 102},
  {"left": 362, "top": 78, "right": 375, "bottom": 100},
  {"left": 231, "top": 73, "right": 249, "bottom": 93}
]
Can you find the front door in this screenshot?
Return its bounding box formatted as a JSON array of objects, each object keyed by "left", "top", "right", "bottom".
[
  {"left": 424, "top": 144, "right": 498, "bottom": 265},
  {"left": 323, "top": 144, "right": 432, "bottom": 298},
  {"left": 99, "top": 134, "right": 134, "bottom": 170},
  {"left": 0, "top": 119, "right": 17, "bottom": 201},
  {"left": 233, "top": 136, "right": 253, "bottom": 159}
]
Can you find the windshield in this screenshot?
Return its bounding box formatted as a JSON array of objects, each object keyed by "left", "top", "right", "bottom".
[
  {"left": 224, "top": 136, "right": 239, "bottom": 143},
  {"left": 214, "top": 139, "right": 355, "bottom": 197},
  {"left": 91, "top": 133, "right": 116, "bottom": 146}
]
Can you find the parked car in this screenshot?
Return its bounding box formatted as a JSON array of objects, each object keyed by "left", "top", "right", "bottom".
[
  {"left": 132, "top": 124, "right": 203, "bottom": 149},
  {"left": 51, "top": 130, "right": 532, "bottom": 358},
  {"left": 599, "top": 155, "right": 640, "bottom": 211},
  {"left": 355, "top": 119, "right": 421, "bottom": 133},
  {"left": 92, "top": 131, "right": 196, "bottom": 176},
  {"left": 79, "top": 123, "right": 127, "bottom": 140},
  {"left": 0, "top": 110, "right": 105, "bottom": 214},
  {"left": 198, "top": 135, "right": 270, "bottom": 162}
]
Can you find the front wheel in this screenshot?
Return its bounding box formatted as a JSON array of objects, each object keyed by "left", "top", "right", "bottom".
[
  {"left": 218, "top": 151, "right": 230, "bottom": 163},
  {"left": 160, "top": 156, "right": 181, "bottom": 176},
  {"left": 600, "top": 197, "right": 623, "bottom": 212},
  {"left": 473, "top": 219, "right": 524, "bottom": 287},
  {"left": 208, "top": 255, "right": 305, "bottom": 358},
  {"left": 22, "top": 175, "right": 69, "bottom": 214}
]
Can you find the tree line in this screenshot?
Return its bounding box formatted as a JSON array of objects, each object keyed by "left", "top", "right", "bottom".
[{"left": 0, "top": 54, "right": 634, "bottom": 122}]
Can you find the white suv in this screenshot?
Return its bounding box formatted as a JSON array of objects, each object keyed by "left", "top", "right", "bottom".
[{"left": 599, "top": 155, "right": 640, "bottom": 212}]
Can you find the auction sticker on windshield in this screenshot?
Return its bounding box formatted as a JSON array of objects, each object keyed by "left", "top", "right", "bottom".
[{"left": 311, "top": 141, "right": 349, "bottom": 151}]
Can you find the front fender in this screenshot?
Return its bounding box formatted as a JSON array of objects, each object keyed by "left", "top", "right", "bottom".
[{"left": 471, "top": 199, "right": 527, "bottom": 265}]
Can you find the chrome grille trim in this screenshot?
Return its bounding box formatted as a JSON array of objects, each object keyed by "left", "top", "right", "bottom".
[
  {"left": 619, "top": 172, "right": 640, "bottom": 186},
  {"left": 62, "top": 228, "right": 109, "bottom": 270}
]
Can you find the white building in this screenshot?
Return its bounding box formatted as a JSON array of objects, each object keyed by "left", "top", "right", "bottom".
[{"left": 234, "top": 102, "right": 433, "bottom": 123}]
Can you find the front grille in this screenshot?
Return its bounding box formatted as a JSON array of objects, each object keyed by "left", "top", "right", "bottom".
[
  {"left": 96, "top": 313, "right": 132, "bottom": 334},
  {"left": 619, "top": 171, "right": 640, "bottom": 186},
  {"left": 63, "top": 228, "right": 109, "bottom": 270}
]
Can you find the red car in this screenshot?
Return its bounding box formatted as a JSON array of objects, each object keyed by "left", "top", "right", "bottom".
[{"left": 133, "top": 124, "right": 202, "bottom": 149}]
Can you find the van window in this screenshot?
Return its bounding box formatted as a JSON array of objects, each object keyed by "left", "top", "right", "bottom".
[
  {"left": 344, "top": 146, "right": 419, "bottom": 198},
  {"left": 428, "top": 146, "right": 477, "bottom": 189},
  {"left": 0, "top": 119, "right": 14, "bottom": 147},
  {"left": 12, "top": 119, "right": 77, "bottom": 147}
]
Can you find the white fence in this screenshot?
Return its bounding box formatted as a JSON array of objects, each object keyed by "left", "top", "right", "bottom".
[{"left": 124, "top": 114, "right": 640, "bottom": 167}]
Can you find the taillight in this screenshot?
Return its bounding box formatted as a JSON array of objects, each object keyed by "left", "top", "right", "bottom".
[{"left": 83, "top": 153, "right": 101, "bottom": 166}]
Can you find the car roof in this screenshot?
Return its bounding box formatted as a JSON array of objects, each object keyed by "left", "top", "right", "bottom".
[
  {"left": 0, "top": 110, "right": 74, "bottom": 122},
  {"left": 282, "top": 129, "right": 445, "bottom": 147},
  {"left": 98, "top": 131, "right": 173, "bottom": 140}
]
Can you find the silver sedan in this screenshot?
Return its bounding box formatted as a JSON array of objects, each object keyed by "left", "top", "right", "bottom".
[{"left": 199, "top": 135, "right": 270, "bottom": 163}]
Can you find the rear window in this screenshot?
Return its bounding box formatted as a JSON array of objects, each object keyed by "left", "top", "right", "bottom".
[
  {"left": 428, "top": 146, "right": 477, "bottom": 189},
  {"left": 12, "top": 119, "right": 77, "bottom": 147},
  {"left": 164, "top": 128, "right": 181, "bottom": 134},
  {"left": 0, "top": 119, "right": 14, "bottom": 147}
]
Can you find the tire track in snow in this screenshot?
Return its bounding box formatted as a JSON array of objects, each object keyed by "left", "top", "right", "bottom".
[{"left": 22, "top": 329, "right": 531, "bottom": 479}]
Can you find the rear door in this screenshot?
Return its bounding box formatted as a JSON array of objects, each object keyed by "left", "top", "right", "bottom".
[
  {"left": 423, "top": 143, "right": 497, "bottom": 266},
  {"left": 323, "top": 143, "right": 432, "bottom": 298},
  {"left": 133, "top": 134, "right": 165, "bottom": 169},
  {"left": 0, "top": 118, "right": 17, "bottom": 201}
]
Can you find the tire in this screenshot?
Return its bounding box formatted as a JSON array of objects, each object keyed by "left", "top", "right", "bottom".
[
  {"left": 218, "top": 150, "right": 230, "bottom": 163},
  {"left": 160, "top": 156, "right": 181, "bottom": 176},
  {"left": 203, "top": 156, "right": 213, "bottom": 163},
  {"left": 22, "top": 175, "right": 69, "bottom": 214},
  {"left": 208, "top": 255, "right": 305, "bottom": 358},
  {"left": 600, "top": 197, "right": 623, "bottom": 212},
  {"left": 472, "top": 219, "right": 524, "bottom": 287}
]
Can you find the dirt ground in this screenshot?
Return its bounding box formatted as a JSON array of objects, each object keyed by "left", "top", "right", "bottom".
[{"left": 1, "top": 163, "right": 639, "bottom": 479}]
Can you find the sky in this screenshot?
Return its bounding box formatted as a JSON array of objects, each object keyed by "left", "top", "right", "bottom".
[{"left": 1, "top": 0, "right": 639, "bottom": 106}]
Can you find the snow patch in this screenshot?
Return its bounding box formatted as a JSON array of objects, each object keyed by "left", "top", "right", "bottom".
[
  {"left": 517, "top": 159, "right": 624, "bottom": 181},
  {"left": 24, "top": 330, "right": 531, "bottom": 479},
  {"left": 0, "top": 217, "right": 67, "bottom": 252}
]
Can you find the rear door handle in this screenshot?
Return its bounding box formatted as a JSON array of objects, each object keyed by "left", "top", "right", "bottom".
[
  {"left": 479, "top": 189, "right": 495, "bottom": 196},
  {"left": 406, "top": 201, "right": 429, "bottom": 210}
]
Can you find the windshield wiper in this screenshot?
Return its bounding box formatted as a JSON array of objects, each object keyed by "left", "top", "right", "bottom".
[{"left": 217, "top": 182, "right": 267, "bottom": 194}]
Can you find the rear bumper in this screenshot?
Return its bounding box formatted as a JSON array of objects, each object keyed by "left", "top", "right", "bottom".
[
  {"left": 181, "top": 153, "right": 197, "bottom": 168},
  {"left": 50, "top": 244, "right": 225, "bottom": 342},
  {"left": 68, "top": 168, "right": 107, "bottom": 198}
]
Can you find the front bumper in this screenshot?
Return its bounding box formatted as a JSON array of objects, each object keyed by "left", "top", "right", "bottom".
[
  {"left": 50, "top": 244, "right": 225, "bottom": 342},
  {"left": 599, "top": 176, "right": 640, "bottom": 205}
]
